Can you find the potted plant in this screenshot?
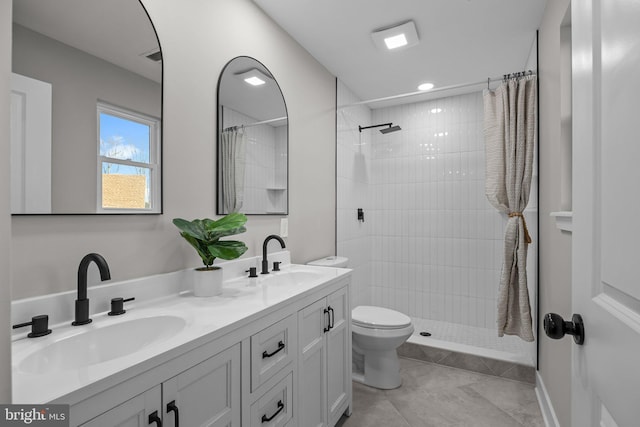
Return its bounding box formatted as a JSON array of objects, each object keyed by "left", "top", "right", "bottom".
[{"left": 173, "top": 213, "right": 248, "bottom": 296}]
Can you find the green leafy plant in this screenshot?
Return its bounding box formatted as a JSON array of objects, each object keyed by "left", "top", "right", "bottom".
[{"left": 173, "top": 213, "right": 248, "bottom": 270}]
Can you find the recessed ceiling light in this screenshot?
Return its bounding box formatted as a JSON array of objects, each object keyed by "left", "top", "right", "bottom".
[
  {"left": 384, "top": 33, "right": 408, "bottom": 50},
  {"left": 418, "top": 83, "right": 434, "bottom": 91},
  {"left": 372, "top": 21, "right": 419, "bottom": 52},
  {"left": 235, "top": 68, "right": 270, "bottom": 86}
]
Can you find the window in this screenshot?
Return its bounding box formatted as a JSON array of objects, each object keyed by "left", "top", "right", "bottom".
[{"left": 98, "top": 102, "right": 160, "bottom": 212}]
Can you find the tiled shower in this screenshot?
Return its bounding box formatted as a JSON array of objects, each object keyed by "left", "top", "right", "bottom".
[
  {"left": 221, "top": 106, "right": 287, "bottom": 214},
  {"left": 337, "top": 81, "right": 537, "bottom": 365}
]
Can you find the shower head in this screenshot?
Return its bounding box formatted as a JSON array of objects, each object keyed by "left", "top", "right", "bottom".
[
  {"left": 359, "top": 123, "right": 402, "bottom": 134},
  {"left": 380, "top": 125, "right": 402, "bottom": 134}
]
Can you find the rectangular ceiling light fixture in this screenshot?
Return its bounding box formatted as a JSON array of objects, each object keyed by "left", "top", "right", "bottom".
[
  {"left": 235, "top": 68, "right": 270, "bottom": 86},
  {"left": 372, "top": 20, "right": 419, "bottom": 51}
]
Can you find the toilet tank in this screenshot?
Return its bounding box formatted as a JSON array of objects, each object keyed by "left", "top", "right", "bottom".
[{"left": 307, "top": 256, "right": 349, "bottom": 268}]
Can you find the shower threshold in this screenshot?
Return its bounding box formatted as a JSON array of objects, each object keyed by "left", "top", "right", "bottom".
[{"left": 400, "top": 317, "right": 536, "bottom": 384}]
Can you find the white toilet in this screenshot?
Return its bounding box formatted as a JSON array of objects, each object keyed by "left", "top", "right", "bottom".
[
  {"left": 308, "top": 256, "right": 414, "bottom": 390},
  {"left": 351, "top": 305, "right": 414, "bottom": 389}
]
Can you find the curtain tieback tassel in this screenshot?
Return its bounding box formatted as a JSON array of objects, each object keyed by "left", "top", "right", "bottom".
[{"left": 508, "top": 212, "right": 532, "bottom": 244}]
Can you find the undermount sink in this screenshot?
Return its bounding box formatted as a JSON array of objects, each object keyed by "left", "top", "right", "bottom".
[
  {"left": 18, "top": 316, "right": 186, "bottom": 374},
  {"left": 263, "top": 267, "right": 325, "bottom": 284}
]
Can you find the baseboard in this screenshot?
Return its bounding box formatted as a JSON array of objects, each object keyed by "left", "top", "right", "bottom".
[{"left": 535, "top": 372, "right": 561, "bottom": 427}]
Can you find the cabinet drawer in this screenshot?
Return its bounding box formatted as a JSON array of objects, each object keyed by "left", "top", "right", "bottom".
[
  {"left": 251, "top": 314, "right": 296, "bottom": 391},
  {"left": 250, "top": 372, "right": 293, "bottom": 427}
]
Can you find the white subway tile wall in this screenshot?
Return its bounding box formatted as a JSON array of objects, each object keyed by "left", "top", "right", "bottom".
[
  {"left": 369, "top": 92, "right": 505, "bottom": 329},
  {"left": 337, "top": 84, "right": 537, "bottom": 360},
  {"left": 222, "top": 107, "right": 287, "bottom": 214}
]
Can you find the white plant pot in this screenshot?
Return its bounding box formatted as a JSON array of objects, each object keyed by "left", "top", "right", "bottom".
[{"left": 192, "top": 266, "right": 223, "bottom": 297}]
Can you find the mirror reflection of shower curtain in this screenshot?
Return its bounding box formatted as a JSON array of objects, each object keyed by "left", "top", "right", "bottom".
[{"left": 220, "top": 128, "right": 246, "bottom": 213}]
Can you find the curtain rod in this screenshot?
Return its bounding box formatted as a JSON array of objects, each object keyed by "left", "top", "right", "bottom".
[
  {"left": 338, "top": 71, "right": 537, "bottom": 109},
  {"left": 223, "top": 116, "right": 287, "bottom": 132}
]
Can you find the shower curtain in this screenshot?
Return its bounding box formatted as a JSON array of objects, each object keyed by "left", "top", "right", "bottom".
[
  {"left": 483, "top": 75, "right": 537, "bottom": 342},
  {"left": 220, "top": 127, "right": 246, "bottom": 213}
]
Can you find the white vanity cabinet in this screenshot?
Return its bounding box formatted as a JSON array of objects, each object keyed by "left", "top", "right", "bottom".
[
  {"left": 80, "top": 344, "right": 241, "bottom": 427},
  {"left": 80, "top": 386, "right": 161, "bottom": 427},
  {"left": 37, "top": 267, "right": 351, "bottom": 427},
  {"left": 297, "top": 286, "right": 351, "bottom": 427}
]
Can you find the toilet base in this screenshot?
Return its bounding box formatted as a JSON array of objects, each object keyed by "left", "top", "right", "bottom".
[{"left": 352, "top": 348, "right": 402, "bottom": 390}]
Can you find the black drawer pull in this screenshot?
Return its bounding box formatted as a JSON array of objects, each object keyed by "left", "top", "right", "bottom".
[
  {"left": 323, "top": 308, "right": 330, "bottom": 332},
  {"left": 167, "top": 400, "right": 179, "bottom": 427},
  {"left": 328, "top": 306, "right": 335, "bottom": 330},
  {"left": 148, "top": 411, "right": 162, "bottom": 426},
  {"left": 262, "top": 341, "right": 285, "bottom": 358},
  {"left": 261, "top": 400, "right": 284, "bottom": 423}
]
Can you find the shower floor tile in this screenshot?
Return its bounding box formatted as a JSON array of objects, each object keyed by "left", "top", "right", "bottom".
[{"left": 408, "top": 317, "right": 535, "bottom": 366}]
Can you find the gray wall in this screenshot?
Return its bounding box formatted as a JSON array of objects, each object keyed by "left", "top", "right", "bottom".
[
  {"left": 12, "top": 24, "right": 162, "bottom": 213},
  {"left": 9, "top": 0, "right": 337, "bottom": 302},
  {"left": 0, "top": 0, "right": 12, "bottom": 405},
  {"left": 538, "top": 0, "right": 573, "bottom": 425}
]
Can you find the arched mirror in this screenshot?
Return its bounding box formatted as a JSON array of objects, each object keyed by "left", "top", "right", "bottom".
[
  {"left": 11, "top": 0, "right": 162, "bottom": 214},
  {"left": 217, "top": 56, "right": 288, "bottom": 215}
]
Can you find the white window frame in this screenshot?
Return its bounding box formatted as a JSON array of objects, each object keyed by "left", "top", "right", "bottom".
[{"left": 97, "top": 102, "right": 161, "bottom": 213}]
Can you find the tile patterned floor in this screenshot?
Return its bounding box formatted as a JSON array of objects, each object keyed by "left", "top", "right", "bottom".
[{"left": 337, "top": 357, "right": 544, "bottom": 427}]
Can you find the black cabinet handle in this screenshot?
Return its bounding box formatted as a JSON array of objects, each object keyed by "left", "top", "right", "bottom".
[
  {"left": 323, "top": 308, "right": 330, "bottom": 332},
  {"left": 167, "top": 400, "right": 179, "bottom": 427},
  {"left": 262, "top": 341, "right": 285, "bottom": 358},
  {"left": 148, "top": 410, "right": 162, "bottom": 426},
  {"left": 261, "top": 400, "right": 284, "bottom": 423},
  {"left": 328, "top": 306, "right": 335, "bottom": 330}
]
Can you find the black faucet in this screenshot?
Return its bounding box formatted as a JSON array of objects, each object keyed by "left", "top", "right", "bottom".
[
  {"left": 261, "top": 235, "right": 286, "bottom": 274},
  {"left": 73, "top": 253, "right": 111, "bottom": 326}
]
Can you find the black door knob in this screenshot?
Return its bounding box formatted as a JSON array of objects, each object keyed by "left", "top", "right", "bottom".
[{"left": 544, "top": 313, "right": 585, "bottom": 345}]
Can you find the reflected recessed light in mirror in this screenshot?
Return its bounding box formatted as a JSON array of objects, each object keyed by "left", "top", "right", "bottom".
[
  {"left": 235, "top": 68, "right": 270, "bottom": 86},
  {"left": 244, "top": 76, "right": 266, "bottom": 86},
  {"left": 418, "top": 83, "right": 434, "bottom": 91}
]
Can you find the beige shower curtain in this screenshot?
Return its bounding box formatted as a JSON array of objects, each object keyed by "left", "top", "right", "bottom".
[
  {"left": 483, "top": 76, "right": 537, "bottom": 342},
  {"left": 220, "top": 128, "right": 246, "bottom": 214}
]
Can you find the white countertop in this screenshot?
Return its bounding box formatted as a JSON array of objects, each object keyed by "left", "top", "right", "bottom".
[{"left": 12, "top": 256, "right": 351, "bottom": 404}]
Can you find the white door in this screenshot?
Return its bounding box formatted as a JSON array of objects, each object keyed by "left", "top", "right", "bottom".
[
  {"left": 10, "top": 73, "right": 52, "bottom": 213},
  {"left": 572, "top": 1, "right": 640, "bottom": 426}
]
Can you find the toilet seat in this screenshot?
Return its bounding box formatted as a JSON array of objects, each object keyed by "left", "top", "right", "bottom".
[{"left": 352, "top": 306, "right": 412, "bottom": 330}]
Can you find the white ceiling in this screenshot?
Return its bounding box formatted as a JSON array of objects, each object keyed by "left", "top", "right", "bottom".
[
  {"left": 13, "top": 0, "right": 161, "bottom": 83},
  {"left": 253, "top": 0, "right": 547, "bottom": 107}
]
